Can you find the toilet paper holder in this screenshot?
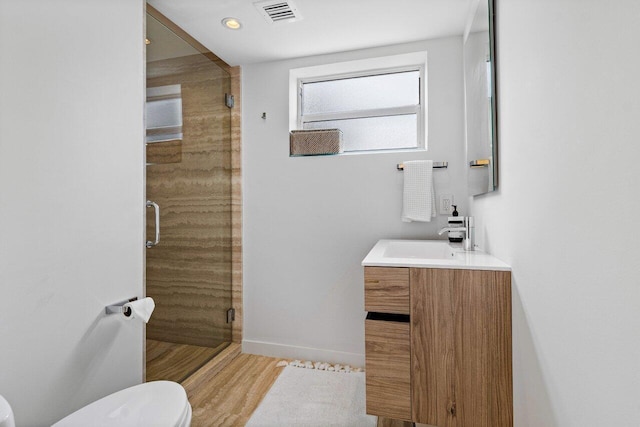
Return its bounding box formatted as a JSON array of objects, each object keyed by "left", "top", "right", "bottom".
[{"left": 105, "top": 297, "right": 138, "bottom": 317}]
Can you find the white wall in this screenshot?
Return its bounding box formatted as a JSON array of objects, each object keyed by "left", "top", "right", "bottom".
[
  {"left": 0, "top": 0, "right": 145, "bottom": 425},
  {"left": 470, "top": 0, "right": 640, "bottom": 425},
  {"left": 243, "top": 37, "right": 466, "bottom": 364}
]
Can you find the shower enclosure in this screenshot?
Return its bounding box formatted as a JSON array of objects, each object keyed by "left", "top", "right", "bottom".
[{"left": 145, "top": 9, "right": 233, "bottom": 383}]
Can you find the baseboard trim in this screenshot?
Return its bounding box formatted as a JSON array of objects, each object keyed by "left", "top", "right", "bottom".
[{"left": 242, "top": 339, "right": 365, "bottom": 367}]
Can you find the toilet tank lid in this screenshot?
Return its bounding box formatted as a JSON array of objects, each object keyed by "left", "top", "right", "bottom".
[{"left": 52, "top": 381, "right": 190, "bottom": 427}]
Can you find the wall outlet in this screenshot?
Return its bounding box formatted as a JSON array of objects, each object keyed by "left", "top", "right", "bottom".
[{"left": 439, "top": 194, "right": 454, "bottom": 215}]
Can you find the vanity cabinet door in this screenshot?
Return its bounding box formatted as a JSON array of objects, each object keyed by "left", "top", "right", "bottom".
[
  {"left": 365, "top": 315, "right": 412, "bottom": 421},
  {"left": 410, "top": 268, "right": 513, "bottom": 427},
  {"left": 456, "top": 268, "right": 512, "bottom": 427},
  {"left": 411, "top": 268, "right": 457, "bottom": 426}
]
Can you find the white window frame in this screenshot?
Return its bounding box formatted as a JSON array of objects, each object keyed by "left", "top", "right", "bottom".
[{"left": 289, "top": 52, "right": 428, "bottom": 152}]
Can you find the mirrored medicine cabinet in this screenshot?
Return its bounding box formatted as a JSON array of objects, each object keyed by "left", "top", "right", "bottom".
[{"left": 465, "top": 0, "right": 499, "bottom": 196}]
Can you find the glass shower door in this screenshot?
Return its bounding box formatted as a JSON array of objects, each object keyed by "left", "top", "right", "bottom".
[{"left": 145, "top": 11, "right": 232, "bottom": 383}]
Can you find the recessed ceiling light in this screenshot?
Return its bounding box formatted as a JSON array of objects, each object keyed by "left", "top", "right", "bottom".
[{"left": 221, "top": 17, "right": 242, "bottom": 30}]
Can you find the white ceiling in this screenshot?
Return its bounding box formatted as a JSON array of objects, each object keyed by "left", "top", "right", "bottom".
[{"left": 148, "top": 0, "right": 476, "bottom": 66}]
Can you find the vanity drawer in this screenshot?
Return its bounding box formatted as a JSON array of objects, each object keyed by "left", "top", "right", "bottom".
[
  {"left": 364, "top": 267, "right": 409, "bottom": 315},
  {"left": 365, "top": 314, "right": 411, "bottom": 421}
]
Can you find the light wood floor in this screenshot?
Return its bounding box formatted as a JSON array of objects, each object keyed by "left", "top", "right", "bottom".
[
  {"left": 146, "top": 339, "right": 229, "bottom": 383},
  {"left": 179, "top": 351, "right": 413, "bottom": 427},
  {"left": 184, "top": 352, "right": 284, "bottom": 426}
]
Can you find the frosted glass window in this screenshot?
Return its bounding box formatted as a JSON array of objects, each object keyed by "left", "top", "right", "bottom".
[
  {"left": 146, "top": 84, "right": 183, "bottom": 143},
  {"left": 147, "top": 98, "right": 182, "bottom": 129},
  {"left": 304, "top": 115, "right": 418, "bottom": 152},
  {"left": 302, "top": 71, "right": 420, "bottom": 115},
  {"left": 298, "top": 67, "right": 423, "bottom": 152}
]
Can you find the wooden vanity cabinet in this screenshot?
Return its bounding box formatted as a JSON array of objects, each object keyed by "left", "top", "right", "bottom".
[{"left": 364, "top": 266, "right": 513, "bottom": 427}]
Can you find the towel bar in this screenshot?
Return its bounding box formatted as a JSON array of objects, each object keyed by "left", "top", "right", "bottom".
[
  {"left": 397, "top": 161, "right": 448, "bottom": 170},
  {"left": 469, "top": 159, "right": 490, "bottom": 167}
]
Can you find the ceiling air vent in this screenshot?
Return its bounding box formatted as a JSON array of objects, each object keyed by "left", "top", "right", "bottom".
[{"left": 253, "top": 0, "right": 303, "bottom": 24}]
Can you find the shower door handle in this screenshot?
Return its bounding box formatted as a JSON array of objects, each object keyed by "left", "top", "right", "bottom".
[{"left": 146, "top": 200, "right": 160, "bottom": 248}]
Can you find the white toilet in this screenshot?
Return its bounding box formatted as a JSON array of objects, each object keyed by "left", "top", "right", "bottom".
[
  {"left": 1, "top": 381, "right": 191, "bottom": 427},
  {"left": 0, "top": 395, "right": 15, "bottom": 427}
]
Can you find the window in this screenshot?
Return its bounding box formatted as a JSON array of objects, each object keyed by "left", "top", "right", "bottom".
[
  {"left": 146, "top": 84, "right": 183, "bottom": 143},
  {"left": 297, "top": 66, "right": 424, "bottom": 152}
]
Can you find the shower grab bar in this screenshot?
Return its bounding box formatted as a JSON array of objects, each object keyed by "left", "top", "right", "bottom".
[{"left": 146, "top": 200, "right": 160, "bottom": 248}]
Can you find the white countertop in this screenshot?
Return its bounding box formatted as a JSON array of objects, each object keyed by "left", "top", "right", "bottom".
[{"left": 361, "top": 239, "right": 511, "bottom": 271}]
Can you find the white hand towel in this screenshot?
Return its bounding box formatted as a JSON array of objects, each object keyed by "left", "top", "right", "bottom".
[{"left": 401, "top": 160, "right": 436, "bottom": 222}]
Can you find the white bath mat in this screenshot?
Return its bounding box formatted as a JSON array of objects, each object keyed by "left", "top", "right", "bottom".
[{"left": 246, "top": 365, "right": 377, "bottom": 427}]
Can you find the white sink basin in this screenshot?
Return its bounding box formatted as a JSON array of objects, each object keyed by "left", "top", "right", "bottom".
[
  {"left": 362, "top": 239, "right": 511, "bottom": 271},
  {"left": 383, "top": 240, "right": 455, "bottom": 260}
]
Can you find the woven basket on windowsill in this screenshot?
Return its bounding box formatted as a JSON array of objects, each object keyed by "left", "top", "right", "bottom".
[{"left": 289, "top": 129, "right": 344, "bottom": 156}]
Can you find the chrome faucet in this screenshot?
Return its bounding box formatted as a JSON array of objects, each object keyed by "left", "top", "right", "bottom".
[{"left": 438, "top": 216, "right": 475, "bottom": 251}]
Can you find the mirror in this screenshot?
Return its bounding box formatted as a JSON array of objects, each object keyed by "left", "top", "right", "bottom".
[{"left": 464, "top": 0, "right": 498, "bottom": 195}]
